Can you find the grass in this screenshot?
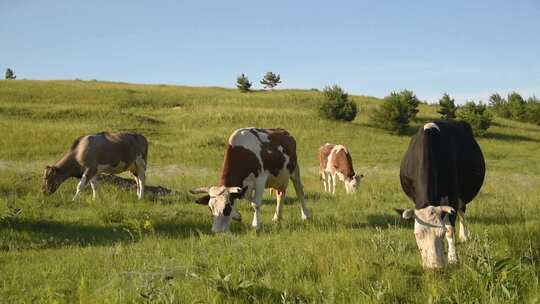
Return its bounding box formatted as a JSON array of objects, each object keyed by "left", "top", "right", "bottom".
[{"left": 0, "top": 80, "right": 539, "bottom": 303}]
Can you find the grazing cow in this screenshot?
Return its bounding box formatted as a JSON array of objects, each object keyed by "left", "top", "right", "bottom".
[
  {"left": 319, "top": 143, "right": 363, "bottom": 194},
  {"left": 42, "top": 132, "right": 148, "bottom": 200},
  {"left": 190, "top": 128, "right": 309, "bottom": 233},
  {"left": 396, "top": 120, "right": 485, "bottom": 269}
]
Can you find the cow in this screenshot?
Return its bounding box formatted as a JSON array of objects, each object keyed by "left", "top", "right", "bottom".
[
  {"left": 395, "top": 120, "right": 485, "bottom": 269},
  {"left": 318, "top": 143, "right": 363, "bottom": 194},
  {"left": 190, "top": 128, "right": 310, "bottom": 233},
  {"left": 42, "top": 132, "right": 148, "bottom": 200}
]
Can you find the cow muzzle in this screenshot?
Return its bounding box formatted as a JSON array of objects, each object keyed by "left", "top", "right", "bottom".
[{"left": 212, "top": 215, "right": 232, "bottom": 233}]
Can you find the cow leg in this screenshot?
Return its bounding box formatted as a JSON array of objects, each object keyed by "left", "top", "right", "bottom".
[
  {"left": 231, "top": 206, "right": 242, "bottom": 222},
  {"left": 291, "top": 169, "right": 309, "bottom": 220},
  {"left": 89, "top": 176, "right": 98, "bottom": 200},
  {"left": 331, "top": 173, "right": 338, "bottom": 195},
  {"left": 130, "top": 171, "right": 140, "bottom": 196},
  {"left": 272, "top": 190, "right": 286, "bottom": 222},
  {"left": 73, "top": 168, "right": 96, "bottom": 201},
  {"left": 251, "top": 179, "right": 265, "bottom": 229},
  {"left": 444, "top": 214, "right": 458, "bottom": 264},
  {"left": 321, "top": 172, "right": 327, "bottom": 192},
  {"left": 458, "top": 210, "right": 470, "bottom": 242},
  {"left": 135, "top": 156, "right": 146, "bottom": 200}
]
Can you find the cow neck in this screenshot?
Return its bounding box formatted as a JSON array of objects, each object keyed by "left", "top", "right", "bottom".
[
  {"left": 218, "top": 144, "right": 261, "bottom": 188},
  {"left": 54, "top": 152, "right": 84, "bottom": 178}
]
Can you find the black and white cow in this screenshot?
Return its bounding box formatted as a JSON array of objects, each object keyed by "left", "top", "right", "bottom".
[{"left": 396, "top": 120, "right": 485, "bottom": 269}]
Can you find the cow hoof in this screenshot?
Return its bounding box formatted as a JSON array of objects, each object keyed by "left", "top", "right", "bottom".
[
  {"left": 272, "top": 214, "right": 281, "bottom": 222},
  {"left": 448, "top": 255, "right": 459, "bottom": 265}
]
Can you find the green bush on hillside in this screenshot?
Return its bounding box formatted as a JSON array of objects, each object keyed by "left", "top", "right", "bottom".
[
  {"left": 260, "top": 71, "right": 281, "bottom": 89},
  {"left": 457, "top": 101, "right": 492, "bottom": 136},
  {"left": 369, "top": 91, "right": 415, "bottom": 133},
  {"left": 236, "top": 74, "right": 252, "bottom": 93},
  {"left": 318, "top": 85, "right": 358, "bottom": 121},
  {"left": 5, "top": 68, "right": 16, "bottom": 80},
  {"left": 437, "top": 93, "right": 457, "bottom": 119},
  {"left": 488, "top": 92, "right": 539, "bottom": 125}
]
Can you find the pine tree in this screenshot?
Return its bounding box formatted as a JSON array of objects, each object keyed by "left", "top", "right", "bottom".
[
  {"left": 507, "top": 92, "right": 526, "bottom": 121},
  {"left": 260, "top": 71, "right": 281, "bottom": 89},
  {"left": 5, "top": 68, "right": 16, "bottom": 80},
  {"left": 437, "top": 93, "right": 457, "bottom": 119},
  {"left": 236, "top": 74, "right": 252, "bottom": 93},
  {"left": 397, "top": 90, "right": 419, "bottom": 120}
]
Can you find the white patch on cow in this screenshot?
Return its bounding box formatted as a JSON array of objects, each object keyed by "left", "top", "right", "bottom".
[
  {"left": 228, "top": 128, "right": 264, "bottom": 169},
  {"left": 413, "top": 206, "right": 447, "bottom": 269},
  {"left": 423, "top": 122, "right": 440, "bottom": 131}
]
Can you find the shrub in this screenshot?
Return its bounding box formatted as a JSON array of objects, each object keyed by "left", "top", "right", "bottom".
[
  {"left": 398, "top": 90, "right": 420, "bottom": 120},
  {"left": 488, "top": 93, "right": 510, "bottom": 118},
  {"left": 369, "top": 92, "right": 411, "bottom": 133},
  {"left": 260, "top": 71, "right": 281, "bottom": 89},
  {"left": 437, "top": 93, "right": 457, "bottom": 119},
  {"left": 525, "top": 96, "right": 540, "bottom": 125},
  {"left": 5, "top": 68, "right": 16, "bottom": 80},
  {"left": 507, "top": 92, "right": 526, "bottom": 121},
  {"left": 236, "top": 74, "right": 252, "bottom": 93},
  {"left": 318, "top": 85, "right": 358, "bottom": 121},
  {"left": 457, "top": 101, "right": 493, "bottom": 136}
]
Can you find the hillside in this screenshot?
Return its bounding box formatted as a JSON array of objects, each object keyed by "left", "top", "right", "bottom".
[{"left": 1, "top": 80, "right": 539, "bottom": 303}]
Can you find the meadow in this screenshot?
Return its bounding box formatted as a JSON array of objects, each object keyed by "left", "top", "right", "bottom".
[{"left": 0, "top": 80, "right": 539, "bottom": 303}]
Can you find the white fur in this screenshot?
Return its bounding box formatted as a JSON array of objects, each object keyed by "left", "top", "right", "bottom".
[{"left": 423, "top": 122, "right": 440, "bottom": 131}]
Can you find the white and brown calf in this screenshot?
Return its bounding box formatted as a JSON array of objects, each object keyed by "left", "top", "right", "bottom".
[
  {"left": 42, "top": 132, "right": 148, "bottom": 200},
  {"left": 190, "top": 128, "right": 309, "bottom": 233},
  {"left": 318, "top": 143, "right": 363, "bottom": 194}
]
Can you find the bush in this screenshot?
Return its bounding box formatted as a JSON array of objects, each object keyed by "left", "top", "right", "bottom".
[
  {"left": 319, "top": 85, "right": 358, "bottom": 121},
  {"left": 488, "top": 93, "right": 511, "bottom": 118},
  {"left": 5, "top": 68, "right": 16, "bottom": 80},
  {"left": 457, "top": 101, "right": 493, "bottom": 136},
  {"left": 398, "top": 90, "right": 420, "bottom": 120},
  {"left": 507, "top": 92, "right": 526, "bottom": 121},
  {"left": 437, "top": 93, "right": 457, "bottom": 119},
  {"left": 369, "top": 92, "right": 411, "bottom": 133},
  {"left": 236, "top": 74, "right": 252, "bottom": 93},
  {"left": 260, "top": 71, "right": 281, "bottom": 89},
  {"left": 525, "top": 96, "right": 540, "bottom": 125}
]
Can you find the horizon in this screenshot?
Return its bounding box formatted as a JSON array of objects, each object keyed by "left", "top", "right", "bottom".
[{"left": 1, "top": 0, "right": 539, "bottom": 104}]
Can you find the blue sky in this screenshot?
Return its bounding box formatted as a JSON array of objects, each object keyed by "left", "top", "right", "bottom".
[{"left": 1, "top": 0, "right": 539, "bottom": 103}]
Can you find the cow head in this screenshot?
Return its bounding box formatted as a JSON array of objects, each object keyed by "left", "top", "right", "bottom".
[
  {"left": 396, "top": 205, "right": 455, "bottom": 269},
  {"left": 345, "top": 174, "right": 364, "bottom": 194},
  {"left": 42, "top": 165, "right": 64, "bottom": 195},
  {"left": 190, "top": 186, "right": 247, "bottom": 233}
]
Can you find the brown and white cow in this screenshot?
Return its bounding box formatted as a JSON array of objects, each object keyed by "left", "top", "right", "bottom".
[
  {"left": 190, "top": 128, "right": 309, "bottom": 233},
  {"left": 318, "top": 143, "right": 363, "bottom": 194},
  {"left": 42, "top": 132, "right": 148, "bottom": 200}
]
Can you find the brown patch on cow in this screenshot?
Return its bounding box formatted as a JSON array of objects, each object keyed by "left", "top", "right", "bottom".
[
  {"left": 261, "top": 129, "right": 298, "bottom": 176},
  {"left": 219, "top": 145, "right": 261, "bottom": 187},
  {"left": 332, "top": 148, "right": 356, "bottom": 179},
  {"left": 75, "top": 132, "right": 148, "bottom": 172},
  {"left": 318, "top": 143, "right": 335, "bottom": 174}
]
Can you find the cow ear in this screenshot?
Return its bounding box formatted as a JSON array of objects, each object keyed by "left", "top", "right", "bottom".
[
  {"left": 195, "top": 195, "right": 210, "bottom": 205},
  {"left": 395, "top": 208, "right": 415, "bottom": 220}
]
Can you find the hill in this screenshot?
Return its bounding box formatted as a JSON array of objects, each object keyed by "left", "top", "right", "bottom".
[{"left": 1, "top": 80, "right": 539, "bottom": 303}]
